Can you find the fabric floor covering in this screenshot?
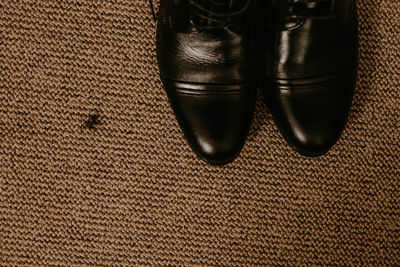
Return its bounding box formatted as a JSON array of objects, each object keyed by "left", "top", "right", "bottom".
[{"left": 1, "top": 0, "right": 399, "bottom": 265}]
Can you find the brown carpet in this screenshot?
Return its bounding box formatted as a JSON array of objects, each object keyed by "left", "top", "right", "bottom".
[{"left": 1, "top": 0, "right": 399, "bottom": 265}]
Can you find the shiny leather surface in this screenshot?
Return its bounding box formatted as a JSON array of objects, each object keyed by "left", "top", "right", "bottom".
[
  {"left": 261, "top": 0, "right": 358, "bottom": 156},
  {"left": 164, "top": 79, "right": 256, "bottom": 164},
  {"left": 156, "top": 0, "right": 258, "bottom": 165}
]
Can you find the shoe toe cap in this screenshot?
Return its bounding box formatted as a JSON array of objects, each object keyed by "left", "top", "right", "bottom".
[
  {"left": 265, "top": 74, "right": 356, "bottom": 157},
  {"left": 164, "top": 80, "right": 257, "bottom": 165}
]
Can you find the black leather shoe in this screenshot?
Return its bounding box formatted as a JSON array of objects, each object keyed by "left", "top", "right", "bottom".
[
  {"left": 156, "top": 0, "right": 258, "bottom": 165},
  {"left": 261, "top": 0, "right": 358, "bottom": 157}
]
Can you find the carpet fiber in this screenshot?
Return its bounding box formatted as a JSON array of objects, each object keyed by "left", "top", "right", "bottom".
[{"left": 1, "top": 0, "right": 399, "bottom": 265}]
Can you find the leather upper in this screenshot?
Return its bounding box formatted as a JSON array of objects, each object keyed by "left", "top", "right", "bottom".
[
  {"left": 157, "top": 0, "right": 258, "bottom": 84},
  {"left": 261, "top": 0, "right": 359, "bottom": 156},
  {"left": 156, "top": 0, "right": 258, "bottom": 165},
  {"left": 264, "top": 0, "right": 358, "bottom": 79}
]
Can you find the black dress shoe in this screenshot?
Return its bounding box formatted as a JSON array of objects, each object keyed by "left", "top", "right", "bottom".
[
  {"left": 261, "top": 0, "right": 358, "bottom": 157},
  {"left": 156, "top": 0, "right": 258, "bottom": 165}
]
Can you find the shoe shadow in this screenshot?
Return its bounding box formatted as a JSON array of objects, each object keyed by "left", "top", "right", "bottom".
[{"left": 247, "top": 89, "right": 272, "bottom": 141}]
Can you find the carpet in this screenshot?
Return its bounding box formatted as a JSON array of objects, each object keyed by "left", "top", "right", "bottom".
[{"left": 1, "top": 0, "right": 399, "bottom": 265}]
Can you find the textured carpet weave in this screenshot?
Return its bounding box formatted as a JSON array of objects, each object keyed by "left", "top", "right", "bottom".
[{"left": 1, "top": 0, "right": 399, "bottom": 265}]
